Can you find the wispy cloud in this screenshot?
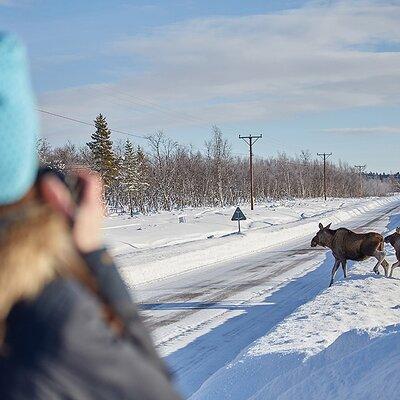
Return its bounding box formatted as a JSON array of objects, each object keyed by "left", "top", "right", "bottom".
[
  {"left": 321, "top": 126, "right": 400, "bottom": 135},
  {"left": 39, "top": 0, "right": 400, "bottom": 143}
]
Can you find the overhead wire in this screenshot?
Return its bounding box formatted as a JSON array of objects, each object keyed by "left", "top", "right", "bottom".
[
  {"left": 112, "top": 88, "right": 208, "bottom": 125},
  {"left": 39, "top": 108, "right": 312, "bottom": 160},
  {"left": 39, "top": 87, "right": 308, "bottom": 155},
  {"left": 37, "top": 109, "right": 147, "bottom": 140},
  {"left": 233, "top": 152, "right": 325, "bottom": 166},
  {"left": 91, "top": 86, "right": 209, "bottom": 126}
]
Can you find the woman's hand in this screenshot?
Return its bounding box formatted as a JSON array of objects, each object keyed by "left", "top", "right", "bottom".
[{"left": 40, "top": 168, "right": 104, "bottom": 253}]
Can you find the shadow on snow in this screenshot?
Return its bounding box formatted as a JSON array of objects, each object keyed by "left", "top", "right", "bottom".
[{"left": 141, "top": 303, "right": 273, "bottom": 311}]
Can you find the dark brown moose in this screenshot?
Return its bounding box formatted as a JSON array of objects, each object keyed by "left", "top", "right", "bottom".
[
  {"left": 311, "top": 223, "right": 389, "bottom": 286},
  {"left": 384, "top": 227, "right": 400, "bottom": 277}
]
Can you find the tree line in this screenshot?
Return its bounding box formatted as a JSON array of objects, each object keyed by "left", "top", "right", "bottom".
[{"left": 37, "top": 114, "right": 396, "bottom": 214}]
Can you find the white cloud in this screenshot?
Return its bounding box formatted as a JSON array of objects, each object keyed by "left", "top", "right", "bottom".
[
  {"left": 321, "top": 126, "right": 400, "bottom": 135},
  {"left": 38, "top": 0, "right": 400, "bottom": 144}
]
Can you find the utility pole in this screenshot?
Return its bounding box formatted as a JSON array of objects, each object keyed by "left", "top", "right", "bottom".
[
  {"left": 317, "top": 152, "right": 332, "bottom": 201},
  {"left": 354, "top": 164, "right": 366, "bottom": 197},
  {"left": 239, "top": 134, "right": 262, "bottom": 210}
]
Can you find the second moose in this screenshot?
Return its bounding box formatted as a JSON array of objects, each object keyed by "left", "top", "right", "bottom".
[
  {"left": 311, "top": 223, "right": 389, "bottom": 286},
  {"left": 384, "top": 228, "right": 400, "bottom": 277}
]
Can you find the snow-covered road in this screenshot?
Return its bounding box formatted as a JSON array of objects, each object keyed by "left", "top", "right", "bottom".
[{"left": 130, "top": 199, "right": 400, "bottom": 399}]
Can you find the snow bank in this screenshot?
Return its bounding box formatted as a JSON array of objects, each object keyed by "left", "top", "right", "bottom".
[
  {"left": 252, "top": 326, "right": 400, "bottom": 400},
  {"left": 249, "top": 273, "right": 400, "bottom": 359},
  {"left": 107, "top": 196, "right": 399, "bottom": 286},
  {"left": 189, "top": 260, "right": 400, "bottom": 400}
]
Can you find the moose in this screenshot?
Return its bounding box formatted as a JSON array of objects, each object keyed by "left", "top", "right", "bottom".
[
  {"left": 311, "top": 223, "right": 389, "bottom": 286},
  {"left": 384, "top": 227, "right": 400, "bottom": 277}
]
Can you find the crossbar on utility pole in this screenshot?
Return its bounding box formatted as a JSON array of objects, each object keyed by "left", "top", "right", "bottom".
[
  {"left": 239, "top": 134, "right": 262, "bottom": 210},
  {"left": 354, "top": 164, "right": 366, "bottom": 197},
  {"left": 317, "top": 152, "right": 332, "bottom": 201}
]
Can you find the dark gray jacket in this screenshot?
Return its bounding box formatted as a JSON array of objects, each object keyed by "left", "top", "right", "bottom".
[{"left": 0, "top": 249, "right": 182, "bottom": 400}]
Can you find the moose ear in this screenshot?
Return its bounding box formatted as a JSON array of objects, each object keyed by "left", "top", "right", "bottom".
[
  {"left": 326, "top": 223, "right": 332, "bottom": 230},
  {"left": 396, "top": 227, "right": 400, "bottom": 233},
  {"left": 319, "top": 223, "right": 324, "bottom": 230}
]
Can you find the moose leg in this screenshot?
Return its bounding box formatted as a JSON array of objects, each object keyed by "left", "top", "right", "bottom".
[
  {"left": 341, "top": 260, "right": 347, "bottom": 278},
  {"left": 381, "top": 259, "right": 390, "bottom": 277},
  {"left": 390, "top": 261, "right": 400, "bottom": 278},
  {"left": 330, "top": 260, "right": 341, "bottom": 287},
  {"left": 373, "top": 250, "right": 389, "bottom": 277}
]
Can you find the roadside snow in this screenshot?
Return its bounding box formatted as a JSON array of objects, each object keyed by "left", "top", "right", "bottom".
[
  {"left": 253, "top": 325, "right": 400, "bottom": 400},
  {"left": 103, "top": 196, "right": 399, "bottom": 286},
  {"left": 249, "top": 263, "right": 400, "bottom": 359},
  {"left": 190, "top": 264, "right": 400, "bottom": 400}
]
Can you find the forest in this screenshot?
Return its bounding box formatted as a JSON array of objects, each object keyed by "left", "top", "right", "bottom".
[{"left": 37, "top": 114, "right": 396, "bottom": 214}]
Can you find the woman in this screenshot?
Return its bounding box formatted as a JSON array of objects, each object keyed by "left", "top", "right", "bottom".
[{"left": 0, "top": 33, "right": 181, "bottom": 400}]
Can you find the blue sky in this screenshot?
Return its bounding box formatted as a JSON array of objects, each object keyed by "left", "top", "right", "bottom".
[{"left": 1, "top": 0, "right": 400, "bottom": 171}]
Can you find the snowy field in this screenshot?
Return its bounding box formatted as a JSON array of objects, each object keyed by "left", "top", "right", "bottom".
[{"left": 104, "top": 196, "right": 400, "bottom": 399}]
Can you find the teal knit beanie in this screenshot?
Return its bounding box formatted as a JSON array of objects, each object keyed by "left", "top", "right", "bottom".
[{"left": 0, "top": 33, "right": 39, "bottom": 205}]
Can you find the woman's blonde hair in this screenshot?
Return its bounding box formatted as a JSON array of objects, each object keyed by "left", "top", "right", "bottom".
[{"left": 0, "top": 185, "right": 121, "bottom": 345}]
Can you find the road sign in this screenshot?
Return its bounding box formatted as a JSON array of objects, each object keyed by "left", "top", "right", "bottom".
[
  {"left": 231, "top": 207, "right": 246, "bottom": 221},
  {"left": 231, "top": 207, "right": 246, "bottom": 233}
]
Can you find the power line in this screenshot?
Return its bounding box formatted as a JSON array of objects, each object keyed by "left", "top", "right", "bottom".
[
  {"left": 233, "top": 152, "right": 329, "bottom": 167},
  {"left": 226, "top": 127, "right": 306, "bottom": 154},
  {"left": 39, "top": 100, "right": 312, "bottom": 155},
  {"left": 88, "top": 88, "right": 314, "bottom": 152},
  {"left": 38, "top": 107, "right": 293, "bottom": 157},
  {"left": 37, "top": 109, "right": 147, "bottom": 140},
  {"left": 91, "top": 86, "right": 208, "bottom": 126},
  {"left": 111, "top": 89, "right": 207, "bottom": 125}
]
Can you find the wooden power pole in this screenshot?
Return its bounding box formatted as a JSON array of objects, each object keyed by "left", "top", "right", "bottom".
[
  {"left": 239, "top": 134, "right": 262, "bottom": 210},
  {"left": 354, "top": 164, "right": 366, "bottom": 197},
  {"left": 317, "top": 152, "right": 332, "bottom": 201}
]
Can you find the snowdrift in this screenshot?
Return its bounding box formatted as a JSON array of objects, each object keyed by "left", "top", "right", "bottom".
[{"left": 192, "top": 324, "right": 400, "bottom": 400}]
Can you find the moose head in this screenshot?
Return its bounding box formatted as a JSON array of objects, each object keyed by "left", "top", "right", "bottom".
[
  {"left": 311, "top": 222, "right": 333, "bottom": 248},
  {"left": 384, "top": 227, "right": 400, "bottom": 244}
]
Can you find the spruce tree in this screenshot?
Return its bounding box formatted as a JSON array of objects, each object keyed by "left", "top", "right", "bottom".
[{"left": 87, "top": 114, "right": 117, "bottom": 198}]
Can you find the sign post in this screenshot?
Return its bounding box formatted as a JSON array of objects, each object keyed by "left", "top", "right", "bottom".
[{"left": 231, "top": 207, "right": 247, "bottom": 233}]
